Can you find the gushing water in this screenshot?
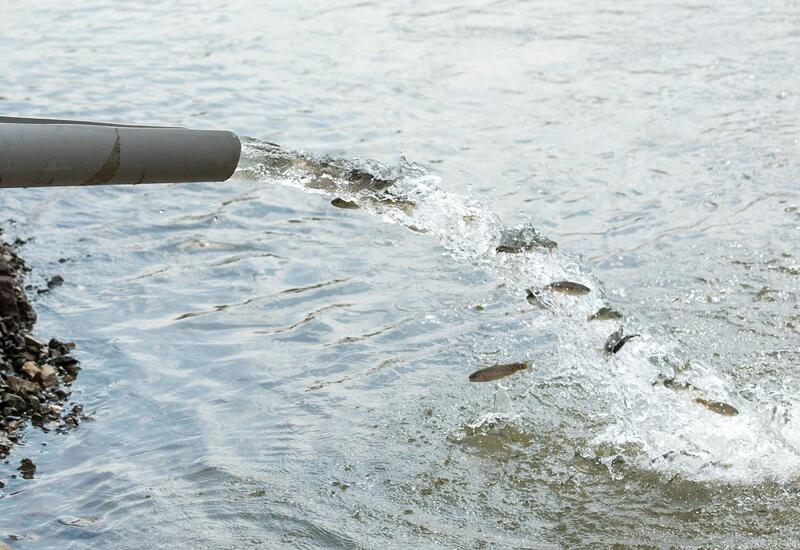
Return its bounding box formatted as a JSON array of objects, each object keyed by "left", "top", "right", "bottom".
[{"left": 240, "top": 138, "right": 800, "bottom": 483}]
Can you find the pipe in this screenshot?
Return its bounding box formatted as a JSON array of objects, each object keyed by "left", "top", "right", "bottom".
[{"left": 0, "top": 116, "right": 241, "bottom": 188}]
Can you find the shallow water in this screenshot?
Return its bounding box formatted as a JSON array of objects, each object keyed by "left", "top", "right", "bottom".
[{"left": 1, "top": 0, "right": 799, "bottom": 547}]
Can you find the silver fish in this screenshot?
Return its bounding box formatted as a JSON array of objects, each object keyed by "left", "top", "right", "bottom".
[
  {"left": 694, "top": 397, "right": 739, "bottom": 417},
  {"left": 546, "top": 281, "right": 591, "bottom": 296},
  {"left": 469, "top": 362, "right": 529, "bottom": 382},
  {"left": 589, "top": 307, "right": 622, "bottom": 321}
]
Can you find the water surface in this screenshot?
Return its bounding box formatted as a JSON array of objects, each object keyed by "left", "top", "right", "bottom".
[{"left": 1, "top": 1, "right": 799, "bottom": 547}]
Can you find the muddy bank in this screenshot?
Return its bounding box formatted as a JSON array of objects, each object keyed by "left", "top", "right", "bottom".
[{"left": 0, "top": 233, "right": 82, "bottom": 477}]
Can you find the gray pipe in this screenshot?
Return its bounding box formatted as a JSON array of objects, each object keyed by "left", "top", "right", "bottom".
[{"left": 0, "top": 116, "right": 241, "bottom": 188}]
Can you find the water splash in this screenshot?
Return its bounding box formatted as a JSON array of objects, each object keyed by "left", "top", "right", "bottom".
[{"left": 238, "top": 138, "right": 800, "bottom": 483}]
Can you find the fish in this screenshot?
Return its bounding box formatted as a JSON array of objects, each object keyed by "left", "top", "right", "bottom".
[
  {"left": 694, "top": 397, "right": 739, "bottom": 417},
  {"left": 546, "top": 281, "right": 591, "bottom": 296},
  {"left": 377, "top": 197, "right": 417, "bottom": 215},
  {"left": 331, "top": 195, "right": 416, "bottom": 214},
  {"left": 251, "top": 142, "right": 418, "bottom": 219},
  {"left": 331, "top": 198, "right": 360, "bottom": 209},
  {"left": 468, "top": 362, "right": 529, "bottom": 382},
  {"left": 604, "top": 327, "right": 639, "bottom": 354},
  {"left": 526, "top": 289, "right": 547, "bottom": 308},
  {"left": 303, "top": 163, "right": 395, "bottom": 194},
  {"left": 654, "top": 376, "right": 695, "bottom": 392},
  {"left": 654, "top": 374, "right": 739, "bottom": 417},
  {"left": 589, "top": 306, "right": 622, "bottom": 321},
  {"left": 495, "top": 223, "right": 558, "bottom": 254},
  {"left": 253, "top": 142, "right": 396, "bottom": 194},
  {"left": 345, "top": 168, "right": 395, "bottom": 192}
]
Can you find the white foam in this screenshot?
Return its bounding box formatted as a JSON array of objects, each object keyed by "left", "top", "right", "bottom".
[{"left": 239, "top": 139, "right": 800, "bottom": 483}]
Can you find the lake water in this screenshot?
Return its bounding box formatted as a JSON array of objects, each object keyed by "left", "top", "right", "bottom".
[{"left": 1, "top": 1, "right": 799, "bottom": 547}]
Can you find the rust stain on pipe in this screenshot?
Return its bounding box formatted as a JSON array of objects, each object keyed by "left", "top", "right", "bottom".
[{"left": 84, "top": 129, "right": 121, "bottom": 185}]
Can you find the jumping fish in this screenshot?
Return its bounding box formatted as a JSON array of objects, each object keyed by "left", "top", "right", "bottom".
[
  {"left": 604, "top": 327, "right": 639, "bottom": 354},
  {"left": 345, "top": 168, "right": 395, "bottom": 192},
  {"left": 546, "top": 281, "right": 591, "bottom": 296},
  {"left": 694, "top": 397, "right": 739, "bottom": 417},
  {"left": 331, "top": 194, "right": 417, "bottom": 215},
  {"left": 377, "top": 197, "right": 417, "bottom": 215},
  {"left": 468, "top": 362, "right": 529, "bottom": 382},
  {"left": 526, "top": 289, "right": 547, "bottom": 308},
  {"left": 304, "top": 163, "right": 396, "bottom": 194},
  {"left": 654, "top": 376, "right": 695, "bottom": 391},
  {"left": 251, "top": 141, "right": 397, "bottom": 194},
  {"left": 655, "top": 375, "right": 738, "bottom": 417},
  {"left": 589, "top": 306, "right": 622, "bottom": 321},
  {"left": 496, "top": 223, "right": 558, "bottom": 254}
]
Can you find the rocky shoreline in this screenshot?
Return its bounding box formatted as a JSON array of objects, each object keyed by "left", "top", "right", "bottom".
[{"left": 0, "top": 234, "right": 82, "bottom": 480}]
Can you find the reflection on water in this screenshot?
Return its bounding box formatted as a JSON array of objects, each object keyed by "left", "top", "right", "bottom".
[{"left": 1, "top": 0, "right": 800, "bottom": 547}]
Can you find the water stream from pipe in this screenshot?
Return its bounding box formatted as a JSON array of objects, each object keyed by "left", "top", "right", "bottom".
[{"left": 239, "top": 139, "right": 800, "bottom": 483}]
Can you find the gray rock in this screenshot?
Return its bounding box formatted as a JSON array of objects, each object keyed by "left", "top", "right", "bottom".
[
  {"left": 6, "top": 375, "right": 39, "bottom": 396},
  {"left": 2, "top": 393, "right": 25, "bottom": 411},
  {"left": 18, "top": 458, "right": 36, "bottom": 479}
]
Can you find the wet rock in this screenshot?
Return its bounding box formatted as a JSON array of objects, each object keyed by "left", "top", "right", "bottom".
[
  {"left": 0, "top": 237, "right": 83, "bottom": 461},
  {"left": 49, "top": 338, "right": 76, "bottom": 354},
  {"left": 21, "top": 361, "right": 40, "bottom": 379},
  {"left": 38, "top": 364, "right": 59, "bottom": 388},
  {"left": 47, "top": 275, "right": 64, "bottom": 289},
  {"left": 330, "top": 198, "right": 360, "bottom": 209},
  {"left": 17, "top": 458, "right": 36, "bottom": 479},
  {"left": 53, "top": 355, "right": 79, "bottom": 368},
  {"left": 53, "top": 387, "right": 70, "bottom": 399},
  {"left": 0, "top": 432, "right": 11, "bottom": 454},
  {"left": 23, "top": 333, "right": 46, "bottom": 351},
  {"left": 0, "top": 270, "right": 35, "bottom": 330},
  {"left": 6, "top": 376, "right": 39, "bottom": 396},
  {"left": 2, "top": 393, "right": 25, "bottom": 408}
]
